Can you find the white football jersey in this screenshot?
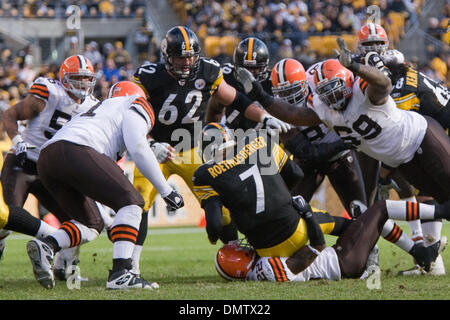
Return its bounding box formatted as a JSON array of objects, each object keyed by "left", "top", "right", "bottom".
[
  {"left": 21, "top": 77, "right": 99, "bottom": 162},
  {"left": 250, "top": 247, "right": 341, "bottom": 282},
  {"left": 43, "top": 95, "right": 154, "bottom": 161},
  {"left": 309, "top": 76, "right": 427, "bottom": 167}
]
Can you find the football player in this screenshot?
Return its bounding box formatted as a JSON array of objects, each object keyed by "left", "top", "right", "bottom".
[
  {"left": 131, "top": 27, "right": 288, "bottom": 244},
  {"left": 235, "top": 38, "right": 450, "bottom": 273},
  {"left": 193, "top": 123, "right": 436, "bottom": 273},
  {"left": 271, "top": 58, "right": 367, "bottom": 217},
  {"left": 354, "top": 23, "right": 391, "bottom": 207},
  {"left": 221, "top": 198, "right": 450, "bottom": 282},
  {"left": 206, "top": 38, "right": 304, "bottom": 191},
  {"left": 376, "top": 48, "right": 450, "bottom": 275},
  {"left": 25, "top": 81, "right": 184, "bottom": 290},
  {"left": 0, "top": 55, "right": 99, "bottom": 279}
]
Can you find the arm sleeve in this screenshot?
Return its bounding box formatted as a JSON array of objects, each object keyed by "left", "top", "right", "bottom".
[
  {"left": 202, "top": 196, "right": 224, "bottom": 244},
  {"left": 122, "top": 108, "right": 172, "bottom": 197}
]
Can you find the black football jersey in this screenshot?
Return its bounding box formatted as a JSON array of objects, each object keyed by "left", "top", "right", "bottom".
[
  {"left": 133, "top": 58, "right": 223, "bottom": 148},
  {"left": 221, "top": 63, "right": 273, "bottom": 130},
  {"left": 193, "top": 131, "right": 299, "bottom": 249},
  {"left": 391, "top": 67, "right": 450, "bottom": 130}
]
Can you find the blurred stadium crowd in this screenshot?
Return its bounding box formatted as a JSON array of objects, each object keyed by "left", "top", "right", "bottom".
[{"left": 0, "top": 0, "right": 448, "bottom": 111}]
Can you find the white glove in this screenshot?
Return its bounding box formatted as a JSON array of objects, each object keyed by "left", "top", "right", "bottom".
[
  {"left": 261, "top": 114, "right": 291, "bottom": 135},
  {"left": 149, "top": 141, "right": 175, "bottom": 164},
  {"left": 235, "top": 67, "right": 256, "bottom": 95},
  {"left": 382, "top": 49, "right": 405, "bottom": 66},
  {"left": 334, "top": 37, "right": 361, "bottom": 72},
  {"left": 11, "top": 135, "right": 36, "bottom": 168}
]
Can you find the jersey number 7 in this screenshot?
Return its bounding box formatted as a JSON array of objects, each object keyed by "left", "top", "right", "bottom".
[{"left": 239, "top": 164, "right": 265, "bottom": 214}]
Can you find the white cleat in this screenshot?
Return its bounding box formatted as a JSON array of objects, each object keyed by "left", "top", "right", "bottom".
[
  {"left": 106, "top": 269, "right": 159, "bottom": 290},
  {"left": 26, "top": 239, "right": 55, "bottom": 289}
]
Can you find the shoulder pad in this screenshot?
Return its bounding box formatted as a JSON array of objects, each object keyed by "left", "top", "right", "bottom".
[
  {"left": 130, "top": 96, "right": 155, "bottom": 126},
  {"left": 199, "top": 58, "right": 223, "bottom": 84},
  {"left": 29, "top": 77, "right": 51, "bottom": 100}
]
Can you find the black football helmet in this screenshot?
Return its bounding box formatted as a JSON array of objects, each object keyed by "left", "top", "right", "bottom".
[
  {"left": 161, "top": 26, "right": 201, "bottom": 80},
  {"left": 233, "top": 37, "right": 269, "bottom": 82}
]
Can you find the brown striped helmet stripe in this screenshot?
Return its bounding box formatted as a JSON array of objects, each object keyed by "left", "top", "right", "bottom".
[{"left": 178, "top": 26, "right": 190, "bottom": 51}]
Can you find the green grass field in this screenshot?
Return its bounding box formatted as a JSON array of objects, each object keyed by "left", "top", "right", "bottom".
[{"left": 0, "top": 222, "right": 449, "bottom": 301}]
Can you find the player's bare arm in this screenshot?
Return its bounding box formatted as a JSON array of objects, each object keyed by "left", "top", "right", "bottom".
[
  {"left": 335, "top": 37, "right": 391, "bottom": 106},
  {"left": 2, "top": 95, "right": 46, "bottom": 139},
  {"left": 205, "top": 95, "right": 226, "bottom": 123},
  {"left": 234, "top": 66, "right": 322, "bottom": 127}
]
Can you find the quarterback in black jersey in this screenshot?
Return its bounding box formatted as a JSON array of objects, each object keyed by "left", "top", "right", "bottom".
[
  {"left": 193, "top": 123, "right": 346, "bottom": 255},
  {"left": 132, "top": 27, "right": 288, "bottom": 238}
]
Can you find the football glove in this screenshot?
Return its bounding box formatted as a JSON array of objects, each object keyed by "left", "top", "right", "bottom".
[
  {"left": 292, "top": 195, "right": 312, "bottom": 218},
  {"left": 364, "top": 51, "right": 391, "bottom": 78},
  {"left": 334, "top": 37, "right": 360, "bottom": 72},
  {"left": 261, "top": 114, "right": 291, "bottom": 135},
  {"left": 163, "top": 189, "right": 184, "bottom": 211},
  {"left": 12, "top": 135, "right": 36, "bottom": 168},
  {"left": 235, "top": 67, "right": 274, "bottom": 108},
  {"left": 149, "top": 141, "right": 175, "bottom": 164}
]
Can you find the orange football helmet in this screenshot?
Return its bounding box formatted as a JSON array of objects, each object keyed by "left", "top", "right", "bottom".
[
  {"left": 358, "top": 23, "right": 389, "bottom": 55},
  {"left": 108, "top": 81, "right": 146, "bottom": 98},
  {"left": 271, "top": 58, "right": 309, "bottom": 106},
  {"left": 313, "top": 59, "right": 354, "bottom": 111},
  {"left": 214, "top": 241, "right": 256, "bottom": 281},
  {"left": 59, "top": 55, "right": 96, "bottom": 99}
]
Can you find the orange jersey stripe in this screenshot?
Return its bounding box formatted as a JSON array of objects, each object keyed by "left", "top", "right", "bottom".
[
  {"left": 268, "top": 258, "right": 282, "bottom": 282},
  {"left": 31, "top": 83, "right": 49, "bottom": 92},
  {"left": 29, "top": 88, "right": 49, "bottom": 97},
  {"left": 133, "top": 97, "right": 155, "bottom": 125},
  {"left": 274, "top": 257, "right": 288, "bottom": 282}
]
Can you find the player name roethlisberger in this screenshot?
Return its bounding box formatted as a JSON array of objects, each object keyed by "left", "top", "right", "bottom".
[
  {"left": 178, "top": 303, "right": 271, "bottom": 317},
  {"left": 207, "top": 135, "right": 270, "bottom": 178}
]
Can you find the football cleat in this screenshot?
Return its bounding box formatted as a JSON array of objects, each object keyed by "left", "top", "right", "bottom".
[
  {"left": 106, "top": 269, "right": 159, "bottom": 290},
  {"left": 407, "top": 240, "right": 443, "bottom": 273},
  {"left": 399, "top": 236, "right": 447, "bottom": 276},
  {"left": 26, "top": 239, "right": 55, "bottom": 289}
]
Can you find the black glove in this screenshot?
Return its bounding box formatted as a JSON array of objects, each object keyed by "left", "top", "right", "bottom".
[
  {"left": 292, "top": 195, "right": 325, "bottom": 247},
  {"left": 235, "top": 67, "right": 274, "bottom": 108},
  {"left": 163, "top": 190, "right": 184, "bottom": 211},
  {"left": 292, "top": 195, "right": 312, "bottom": 218},
  {"left": 305, "top": 139, "right": 353, "bottom": 163}
]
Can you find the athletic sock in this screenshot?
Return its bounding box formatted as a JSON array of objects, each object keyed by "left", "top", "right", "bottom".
[{"left": 381, "top": 219, "right": 414, "bottom": 252}]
